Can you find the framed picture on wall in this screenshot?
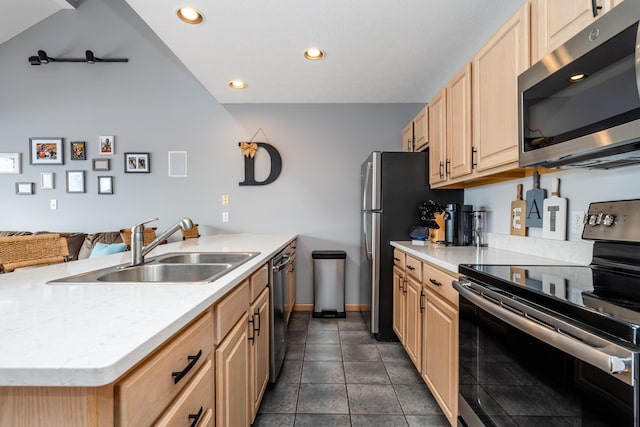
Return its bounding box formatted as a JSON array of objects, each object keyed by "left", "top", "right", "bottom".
[
  {"left": 16, "top": 182, "right": 34, "bottom": 195},
  {"left": 98, "top": 176, "right": 113, "bottom": 194},
  {"left": 99, "top": 136, "right": 114, "bottom": 155},
  {"left": 92, "top": 158, "right": 110, "bottom": 171},
  {"left": 70, "top": 141, "right": 86, "bottom": 160},
  {"left": 29, "top": 138, "right": 64, "bottom": 165},
  {"left": 124, "top": 152, "right": 150, "bottom": 173},
  {"left": 0, "top": 153, "right": 21, "bottom": 174},
  {"left": 66, "top": 170, "right": 85, "bottom": 193},
  {"left": 40, "top": 172, "right": 54, "bottom": 190}
]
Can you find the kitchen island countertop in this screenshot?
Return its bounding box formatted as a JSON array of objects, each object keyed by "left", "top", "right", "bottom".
[
  {"left": 0, "top": 233, "right": 295, "bottom": 387},
  {"left": 391, "top": 241, "right": 579, "bottom": 274}
]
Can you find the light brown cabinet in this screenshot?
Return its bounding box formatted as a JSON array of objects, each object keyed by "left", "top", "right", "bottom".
[
  {"left": 404, "top": 275, "right": 423, "bottom": 371},
  {"left": 429, "top": 63, "right": 473, "bottom": 187},
  {"left": 249, "top": 287, "right": 270, "bottom": 422},
  {"left": 473, "top": 2, "right": 530, "bottom": 172},
  {"left": 532, "top": 0, "right": 618, "bottom": 63},
  {"left": 392, "top": 265, "right": 406, "bottom": 343},
  {"left": 402, "top": 106, "right": 429, "bottom": 152}
]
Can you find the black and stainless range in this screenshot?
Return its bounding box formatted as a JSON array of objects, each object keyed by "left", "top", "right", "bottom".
[{"left": 454, "top": 199, "right": 640, "bottom": 426}]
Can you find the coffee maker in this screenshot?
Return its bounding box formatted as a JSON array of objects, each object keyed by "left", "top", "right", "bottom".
[{"left": 443, "top": 203, "right": 473, "bottom": 246}]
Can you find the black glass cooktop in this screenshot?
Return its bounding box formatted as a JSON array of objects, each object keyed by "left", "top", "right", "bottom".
[{"left": 459, "top": 264, "right": 640, "bottom": 346}]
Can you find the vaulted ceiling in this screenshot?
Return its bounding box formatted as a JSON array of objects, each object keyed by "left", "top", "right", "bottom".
[{"left": 3, "top": 0, "right": 524, "bottom": 104}]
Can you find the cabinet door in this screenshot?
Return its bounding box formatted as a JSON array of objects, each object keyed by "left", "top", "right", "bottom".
[
  {"left": 216, "top": 314, "right": 250, "bottom": 427},
  {"left": 446, "top": 63, "right": 473, "bottom": 179},
  {"left": 413, "top": 106, "right": 428, "bottom": 152},
  {"left": 402, "top": 122, "right": 414, "bottom": 152},
  {"left": 422, "top": 291, "right": 458, "bottom": 426},
  {"left": 249, "top": 287, "right": 270, "bottom": 422},
  {"left": 428, "top": 89, "right": 447, "bottom": 185},
  {"left": 533, "top": 0, "right": 613, "bottom": 62},
  {"left": 474, "top": 2, "right": 530, "bottom": 172},
  {"left": 404, "top": 276, "right": 423, "bottom": 372},
  {"left": 392, "top": 266, "right": 406, "bottom": 343}
]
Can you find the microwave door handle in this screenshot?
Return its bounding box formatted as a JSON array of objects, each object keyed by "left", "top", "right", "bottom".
[
  {"left": 454, "top": 281, "right": 634, "bottom": 385},
  {"left": 363, "top": 211, "right": 372, "bottom": 259}
]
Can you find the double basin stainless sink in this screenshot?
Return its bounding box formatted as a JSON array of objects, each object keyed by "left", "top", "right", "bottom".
[{"left": 47, "top": 252, "right": 260, "bottom": 285}]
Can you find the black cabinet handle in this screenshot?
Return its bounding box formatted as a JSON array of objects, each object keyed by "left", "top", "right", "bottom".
[
  {"left": 445, "top": 159, "right": 451, "bottom": 176},
  {"left": 472, "top": 147, "right": 477, "bottom": 169},
  {"left": 420, "top": 290, "right": 425, "bottom": 313},
  {"left": 393, "top": 257, "right": 400, "bottom": 261},
  {"left": 403, "top": 278, "right": 408, "bottom": 294},
  {"left": 429, "top": 278, "right": 442, "bottom": 287},
  {"left": 188, "top": 406, "right": 204, "bottom": 427},
  {"left": 407, "top": 265, "right": 415, "bottom": 271},
  {"left": 248, "top": 317, "right": 255, "bottom": 345},
  {"left": 439, "top": 161, "right": 444, "bottom": 178},
  {"left": 591, "top": 0, "right": 602, "bottom": 17},
  {"left": 171, "top": 349, "right": 202, "bottom": 384},
  {"left": 255, "top": 307, "right": 261, "bottom": 335}
]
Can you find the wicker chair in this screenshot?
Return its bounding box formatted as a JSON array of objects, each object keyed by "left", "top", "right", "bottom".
[
  {"left": 180, "top": 224, "right": 201, "bottom": 240},
  {"left": 119, "top": 227, "right": 157, "bottom": 250},
  {"left": 0, "top": 234, "right": 69, "bottom": 273}
]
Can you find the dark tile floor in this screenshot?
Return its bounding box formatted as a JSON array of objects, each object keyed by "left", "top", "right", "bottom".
[{"left": 253, "top": 312, "right": 450, "bottom": 427}]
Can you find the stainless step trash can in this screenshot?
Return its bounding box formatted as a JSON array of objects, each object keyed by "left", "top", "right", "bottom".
[{"left": 312, "top": 250, "right": 347, "bottom": 318}]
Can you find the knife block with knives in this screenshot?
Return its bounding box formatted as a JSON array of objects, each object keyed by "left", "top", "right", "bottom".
[
  {"left": 510, "top": 184, "right": 526, "bottom": 236},
  {"left": 542, "top": 178, "right": 567, "bottom": 240}
]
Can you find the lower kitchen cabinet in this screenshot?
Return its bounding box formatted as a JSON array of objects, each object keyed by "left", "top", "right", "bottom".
[
  {"left": 392, "top": 265, "right": 406, "bottom": 343},
  {"left": 249, "top": 286, "right": 270, "bottom": 422},
  {"left": 404, "top": 275, "right": 423, "bottom": 371}
]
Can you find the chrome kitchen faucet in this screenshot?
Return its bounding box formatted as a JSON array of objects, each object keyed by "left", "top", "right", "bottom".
[{"left": 130, "top": 217, "right": 193, "bottom": 266}]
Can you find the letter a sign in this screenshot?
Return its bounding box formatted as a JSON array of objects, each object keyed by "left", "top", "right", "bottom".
[{"left": 238, "top": 141, "right": 282, "bottom": 186}]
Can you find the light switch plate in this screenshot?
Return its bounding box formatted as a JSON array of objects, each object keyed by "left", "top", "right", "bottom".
[
  {"left": 222, "top": 211, "right": 229, "bottom": 222},
  {"left": 50, "top": 199, "right": 57, "bottom": 210},
  {"left": 571, "top": 211, "right": 584, "bottom": 234},
  {"left": 222, "top": 194, "right": 229, "bottom": 206}
]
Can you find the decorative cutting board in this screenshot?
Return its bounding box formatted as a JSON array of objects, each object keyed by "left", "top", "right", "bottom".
[
  {"left": 542, "top": 178, "right": 567, "bottom": 240},
  {"left": 510, "top": 184, "right": 526, "bottom": 236},
  {"left": 525, "top": 171, "right": 545, "bottom": 228}
]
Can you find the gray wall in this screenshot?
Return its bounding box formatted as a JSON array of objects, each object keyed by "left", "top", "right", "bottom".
[{"left": 0, "top": 0, "right": 422, "bottom": 305}]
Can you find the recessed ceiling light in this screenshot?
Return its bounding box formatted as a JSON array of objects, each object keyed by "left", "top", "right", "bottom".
[
  {"left": 568, "top": 73, "right": 587, "bottom": 82},
  {"left": 177, "top": 7, "right": 203, "bottom": 24},
  {"left": 304, "top": 48, "right": 325, "bottom": 60},
  {"left": 229, "top": 80, "right": 247, "bottom": 89}
]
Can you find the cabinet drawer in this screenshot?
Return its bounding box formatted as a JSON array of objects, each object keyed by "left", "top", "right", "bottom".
[
  {"left": 405, "top": 255, "right": 422, "bottom": 280},
  {"left": 250, "top": 263, "right": 269, "bottom": 303},
  {"left": 214, "top": 280, "right": 250, "bottom": 344},
  {"left": 155, "top": 359, "right": 214, "bottom": 427},
  {"left": 115, "top": 310, "right": 214, "bottom": 427},
  {"left": 393, "top": 249, "right": 405, "bottom": 269},
  {"left": 422, "top": 262, "right": 458, "bottom": 307}
]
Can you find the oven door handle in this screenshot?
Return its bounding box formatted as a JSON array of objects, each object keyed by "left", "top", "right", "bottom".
[{"left": 454, "top": 280, "right": 635, "bottom": 386}]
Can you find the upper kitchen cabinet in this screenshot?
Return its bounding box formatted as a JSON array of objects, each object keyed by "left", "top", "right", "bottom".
[
  {"left": 429, "top": 63, "right": 473, "bottom": 187},
  {"left": 532, "top": 0, "right": 619, "bottom": 63},
  {"left": 402, "top": 106, "right": 428, "bottom": 152},
  {"left": 473, "top": 1, "right": 530, "bottom": 172}
]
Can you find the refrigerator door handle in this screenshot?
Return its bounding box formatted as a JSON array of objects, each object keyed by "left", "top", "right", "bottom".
[
  {"left": 363, "top": 211, "right": 372, "bottom": 259},
  {"left": 362, "top": 161, "right": 372, "bottom": 211}
]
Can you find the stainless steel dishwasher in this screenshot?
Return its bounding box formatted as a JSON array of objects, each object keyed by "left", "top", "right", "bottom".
[{"left": 269, "top": 250, "right": 289, "bottom": 382}]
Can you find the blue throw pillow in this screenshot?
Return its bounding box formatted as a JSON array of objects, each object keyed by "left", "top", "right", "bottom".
[{"left": 89, "top": 242, "right": 127, "bottom": 258}]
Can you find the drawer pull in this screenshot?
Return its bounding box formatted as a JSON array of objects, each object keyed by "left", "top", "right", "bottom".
[
  {"left": 407, "top": 265, "right": 415, "bottom": 271},
  {"left": 255, "top": 307, "right": 261, "bottom": 335},
  {"left": 393, "top": 257, "right": 400, "bottom": 261},
  {"left": 188, "top": 406, "right": 204, "bottom": 427},
  {"left": 171, "top": 349, "right": 202, "bottom": 384},
  {"left": 248, "top": 316, "right": 255, "bottom": 345},
  {"left": 429, "top": 278, "right": 442, "bottom": 287},
  {"left": 420, "top": 290, "right": 425, "bottom": 313}
]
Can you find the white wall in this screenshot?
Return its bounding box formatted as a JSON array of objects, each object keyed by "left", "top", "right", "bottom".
[
  {"left": 464, "top": 166, "right": 640, "bottom": 241},
  {"left": 0, "top": 0, "right": 423, "bottom": 304}
]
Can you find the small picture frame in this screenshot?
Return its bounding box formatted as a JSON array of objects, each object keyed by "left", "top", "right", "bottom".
[
  {"left": 168, "top": 151, "right": 188, "bottom": 177},
  {"left": 66, "top": 170, "right": 85, "bottom": 193},
  {"left": 92, "top": 158, "right": 110, "bottom": 171},
  {"left": 98, "top": 176, "right": 113, "bottom": 194},
  {"left": 70, "top": 141, "right": 86, "bottom": 160},
  {"left": 16, "top": 182, "right": 34, "bottom": 195},
  {"left": 40, "top": 172, "right": 55, "bottom": 190},
  {"left": 124, "top": 152, "right": 150, "bottom": 173},
  {"left": 99, "top": 136, "right": 114, "bottom": 155},
  {"left": 29, "top": 137, "right": 64, "bottom": 165},
  {"left": 0, "top": 152, "right": 21, "bottom": 174}
]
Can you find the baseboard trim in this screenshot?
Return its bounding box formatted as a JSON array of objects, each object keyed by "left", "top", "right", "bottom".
[{"left": 293, "top": 304, "right": 364, "bottom": 312}]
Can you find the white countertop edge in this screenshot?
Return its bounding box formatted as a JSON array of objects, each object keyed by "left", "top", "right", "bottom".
[{"left": 0, "top": 233, "right": 296, "bottom": 387}]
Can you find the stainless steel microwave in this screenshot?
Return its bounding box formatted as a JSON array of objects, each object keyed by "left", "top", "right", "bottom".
[{"left": 518, "top": 1, "right": 640, "bottom": 169}]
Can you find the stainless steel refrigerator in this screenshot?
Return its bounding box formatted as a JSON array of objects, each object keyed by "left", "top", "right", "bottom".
[{"left": 360, "top": 151, "right": 462, "bottom": 341}]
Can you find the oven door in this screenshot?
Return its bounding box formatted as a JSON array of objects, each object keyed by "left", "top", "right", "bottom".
[{"left": 455, "top": 280, "right": 638, "bottom": 427}]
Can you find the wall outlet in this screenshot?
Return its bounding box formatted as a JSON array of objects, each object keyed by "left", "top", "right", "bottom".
[
  {"left": 50, "top": 200, "right": 57, "bottom": 210},
  {"left": 571, "top": 211, "right": 584, "bottom": 235},
  {"left": 222, "top": 211, "right": 229, "bottom": 223},
  {"left": 222, "top": 194, "right": 229, "bottom": 206}
]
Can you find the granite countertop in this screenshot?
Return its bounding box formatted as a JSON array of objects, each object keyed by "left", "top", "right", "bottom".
[
  {"left": 0, "top": 233, "right": 296, "bottom": 387},
  {"left": 390, "top": 241, "right": 579, "bottom": 274}
]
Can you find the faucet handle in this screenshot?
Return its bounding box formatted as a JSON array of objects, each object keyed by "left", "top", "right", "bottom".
[{"left": 132, "top": 217, "right": 158, "bottom": 231}]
